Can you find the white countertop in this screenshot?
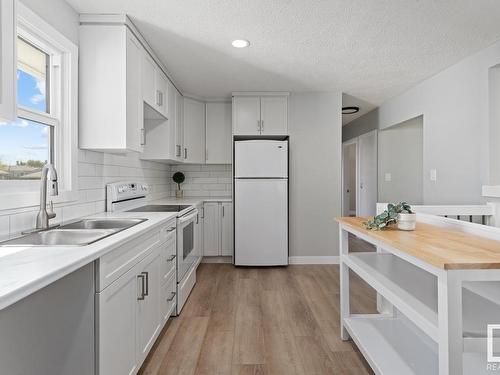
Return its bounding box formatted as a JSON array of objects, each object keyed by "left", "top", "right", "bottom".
[{"left": 0, "top": 196, "right": 232, "bottom": 310}]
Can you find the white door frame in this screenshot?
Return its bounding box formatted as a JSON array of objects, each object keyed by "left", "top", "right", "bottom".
[
  {"left": 342, "top": 138, "right": 359, "bottom": 217},
  {"left": 358, "top": 129, "right": 378, "bottom": 217}
]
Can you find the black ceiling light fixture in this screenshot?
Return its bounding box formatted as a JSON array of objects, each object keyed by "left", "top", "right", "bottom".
[{"left": 342, "top": 106, "right": 360, "bottom": 115}]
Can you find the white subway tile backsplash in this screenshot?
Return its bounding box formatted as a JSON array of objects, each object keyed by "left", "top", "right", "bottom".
[{"left": 169, "top": 164, "right": 232, "bottom": 198}]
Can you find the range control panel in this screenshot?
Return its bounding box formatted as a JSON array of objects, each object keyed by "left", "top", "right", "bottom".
[{"left": 106, "top": 181, "right": 150, "bottom": 211}]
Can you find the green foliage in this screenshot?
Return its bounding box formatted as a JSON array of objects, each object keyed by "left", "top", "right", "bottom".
[
  {"left": 172, "top": 171, "right": 185, "bottom": 190},
  {"left": 363, "top": 202, "right": 413, "bottom": 230}
]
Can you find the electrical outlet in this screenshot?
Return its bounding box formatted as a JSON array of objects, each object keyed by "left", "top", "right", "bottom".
[
  {"left": 430, "top": 169, "right": 437, "bottom": 181},
  {"left": 385, "top": 173, "right": 392, "bottom": 182}
]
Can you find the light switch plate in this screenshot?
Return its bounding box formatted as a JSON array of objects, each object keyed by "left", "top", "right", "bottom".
[
  {"left": 385, "top": 173, "right": 392, "bottom": 182},
  {"left": 430, "top": 169, "right": 437, "bottom": 181}
]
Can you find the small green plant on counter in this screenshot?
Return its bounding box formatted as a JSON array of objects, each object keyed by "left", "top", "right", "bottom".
[
  {"left": 172, "top": 171, "right": 185, "bottom": 190},
  {"left": 363, "top": 202, "right": 413, "bottom": 230}
]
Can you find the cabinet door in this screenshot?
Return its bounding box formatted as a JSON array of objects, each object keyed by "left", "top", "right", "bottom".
[
  {"left": 141, "top": 53, "right": 156, "bottom": 108},
  {"left": 260, "top": 96, "right": 288, "bottom": 135},
  {"left": 136, "top": 250, "right": 161, "bottom": 365},
  {"left": 175, "top": 90, "right": 184, "bottom": 161},
  {"left": 233, "top": 96, "right": 261, "bottom": 135},
  {"left": 126, "top": 32, "right": 143, "bottom": 152},
  {"left": 183, "top": 97, "right": 206, "bottom": 163},
  {"left": 203, "top": 203, "right": 220, "bottom": 256},
  {"left": 97, "top": 263, "right": 139, "bottom": 375},
  {"left": 155, "top": 70, "right": 168, "bottom": 117},
  {"left": 0, "top": 0, "right": 16, "bottom": 122},
  {"left": 221, "top": 203, "right": 233, "bottom": 256},
  {"left": 206, "top": 102, "right": 232, "bottom": 164}
]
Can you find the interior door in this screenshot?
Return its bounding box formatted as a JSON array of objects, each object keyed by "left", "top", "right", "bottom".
[
  {"left": 235, "top": 179, "right": 288, "bottom": 266},
  {"left": 260, "top": 96, "right": 288, "bottom": 135},
  {"left": 233, "top": 96, "right": 261, "bottom": 135},
  {"left": 358, "top": 130, "right": 378, "bottom": 217}
]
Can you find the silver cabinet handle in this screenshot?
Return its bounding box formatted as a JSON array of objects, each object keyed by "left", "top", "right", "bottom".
[
  {"left": 222, "top": 205, "right": 225, "bottom": 217},
  {"left": 257, "top": 120, "right": 261, "bottom": 132},
  {"left": 167, "top": 227, "right": 176, "bottom": 232},
  {"left": 167, "top": 292, "right": 176, "bottom": 302},
  {"left": 137, "top": 274, "right": 146, "bottom": 300},
  {"left": 142, "top": 271, "right": 149, "bottom": 296},
  {"left": 156, "top": 90, "right": 162, "bottom": 107},
  {"left": 201, "top": 207, "right": 205, "bottom": 219},
  {"left": 176, "top": 145, "right": 181, "bottom": 157},
  {"left": 140, "top": 128, "right": 145, "bottom": 145},
  {"left": 184, "top": 148, "right": 188, "bottom": 159},
  {"left": 167, "top": 254, "right": 176, "bottom": 262},
  {"left": 261, "top": 120, "right": 264, "bottom": 133}
]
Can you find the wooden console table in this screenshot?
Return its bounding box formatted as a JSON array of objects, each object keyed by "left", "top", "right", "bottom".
[{"left": 336, "top": 215, "right": 500, "bottom": 375}]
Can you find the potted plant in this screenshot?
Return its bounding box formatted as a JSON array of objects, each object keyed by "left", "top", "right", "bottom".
[
  {"left": 363, "top": 202, "right": 416, "bottom": 231},
  {"left": 172, "top": 171, "right": 185, "bottom": 198}
]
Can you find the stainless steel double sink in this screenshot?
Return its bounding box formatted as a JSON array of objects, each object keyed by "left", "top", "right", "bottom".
[{"left": 0, "top": 218, "right": 147, "bottom": 247}]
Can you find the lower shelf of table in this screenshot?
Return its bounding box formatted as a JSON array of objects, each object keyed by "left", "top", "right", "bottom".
[{"left": 344, "top": 314, "right": 491, "bottom": 375}]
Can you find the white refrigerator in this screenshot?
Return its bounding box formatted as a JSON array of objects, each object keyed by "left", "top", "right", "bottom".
[{"left": 234, "top": 140, "right": 288, "bottom": 266}]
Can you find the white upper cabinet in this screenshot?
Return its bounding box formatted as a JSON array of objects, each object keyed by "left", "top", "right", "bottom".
[
  {"left": 260, "top": 96, "right": 288, "bottom": 135},
  {"left": 142, "top": 53, "right": 156, "bottom": 108},
  {"left": 175, "top": 90, "right": 184, "bottom": 161},
  {"left": 79, "top": 24, "right": 144, "bottom": 152},
  {"left": 155, "top": 70, "right": 168, "bottom": 118},
  {"left": 233, "top": 93, "right": 289, "bottom": 136},
  {"left": 0, "top": 0, "right": 16, "bottom": 122},
  {"left": 183, "top": 97, "right": 205, "bottom": 163},
  {"left": 233, "top": 96, "right": 261, "bottom": 135},
  {"left": 206, "top": 102, "right": 232, "bottom": 164}
]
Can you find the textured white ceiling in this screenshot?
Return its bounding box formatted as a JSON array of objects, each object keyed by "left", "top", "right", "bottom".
[{"left": 66, "top": 0, "right": 500, "bottom": 105}]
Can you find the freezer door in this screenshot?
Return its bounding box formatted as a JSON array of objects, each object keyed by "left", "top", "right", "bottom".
[
  {"left": 234, "top": 140, "right": 288, "bottom": 178},
  {"left": 235, "top": 179, "right": 288, "bottom": 266}
]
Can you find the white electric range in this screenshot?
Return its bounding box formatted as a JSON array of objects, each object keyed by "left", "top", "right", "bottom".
[{"left": 106, "top": 181, "right": 200, "bottom": 314}]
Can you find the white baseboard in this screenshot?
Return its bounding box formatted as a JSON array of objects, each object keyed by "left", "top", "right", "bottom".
[
  {"left": 201, "top": 256, "right": 233, "bottom": 264},
  {"left": 288, "top": 256, "right": 339, "bottom": 265}
]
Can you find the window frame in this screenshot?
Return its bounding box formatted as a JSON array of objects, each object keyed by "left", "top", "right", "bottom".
[{"left": 0, "top": 3, "right": 78, "bottom": 211}]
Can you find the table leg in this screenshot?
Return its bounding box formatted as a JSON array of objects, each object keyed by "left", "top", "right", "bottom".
[
  {"left": 438, "top": 270, "right": 463, "bottom": 375},
  {"left": 340, "top": 227, "right": 350, "bottom": 341}
]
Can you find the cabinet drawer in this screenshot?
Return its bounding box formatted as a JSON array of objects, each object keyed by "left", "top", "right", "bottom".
[
  {"left": 96, "top": 228, "right": 160, "bottom": 292},
  {"left": 160, "top": 273, "right": 177, "bottom": 324},
  {"left": 160, "top": 236, "right": 176, "bottom": 283},
  {"left": 159, "top": 219, "right": 176, "bottom": 242}
]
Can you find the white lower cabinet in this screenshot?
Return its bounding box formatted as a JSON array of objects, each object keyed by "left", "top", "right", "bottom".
[
  {"left": 96, "top": 219, "right": 177, "bottom": 375},
  {"left": 135, "top": 249, "right": 161, "bottom": 365},
  {"left": 203, "top": 202, "right": 233, "bottom": 257},
  {"left": 97, "top": 261, "right": 140, "bottom": 375}
]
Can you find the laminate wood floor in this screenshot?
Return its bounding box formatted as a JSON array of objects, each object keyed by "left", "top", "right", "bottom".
[{"left": 139, "top": 256, "right": 377, "bottom": 375}]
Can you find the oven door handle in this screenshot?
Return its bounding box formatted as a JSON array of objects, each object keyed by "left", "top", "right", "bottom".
[{"left": 179, "top": 210, "right": 199, "bottom": 224}]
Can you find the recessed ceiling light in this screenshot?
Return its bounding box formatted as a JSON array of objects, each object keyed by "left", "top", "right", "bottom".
[
  {"left": 342, "top": 106, "right": 360, "bottom": 115},
  {"left": 232, "top": 39, "right": 250, "bottom": 48}
]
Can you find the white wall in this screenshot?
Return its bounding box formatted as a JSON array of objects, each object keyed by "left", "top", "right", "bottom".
[
  {"left": 289, "top": 92, "right": 342, "bottom": 257},
  {"left": 344, "top": 40, "right": 500, "bottom": 204},
  {"left": 378, "top": 116, "right": 423, "bottom": 204}
]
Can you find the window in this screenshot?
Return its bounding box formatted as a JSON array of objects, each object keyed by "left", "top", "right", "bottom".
[
  {"left": 0, "top": 38, "right": 53, "bottom": 181},
  {"left": 0, "top": 4, "right": 78, "bottom": 209}
]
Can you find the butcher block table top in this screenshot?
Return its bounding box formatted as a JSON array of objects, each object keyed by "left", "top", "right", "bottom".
[{"left": 336, "top": 216, "right": 500, "bottom": 270}]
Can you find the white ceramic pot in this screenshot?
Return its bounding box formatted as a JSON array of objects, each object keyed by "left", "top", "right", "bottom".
[
  {"left": 397, "top": 213, "right": 416, "bottom": 231},
  {"left": 175, "top": 189, "right": 184, "bottom": 199}
]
